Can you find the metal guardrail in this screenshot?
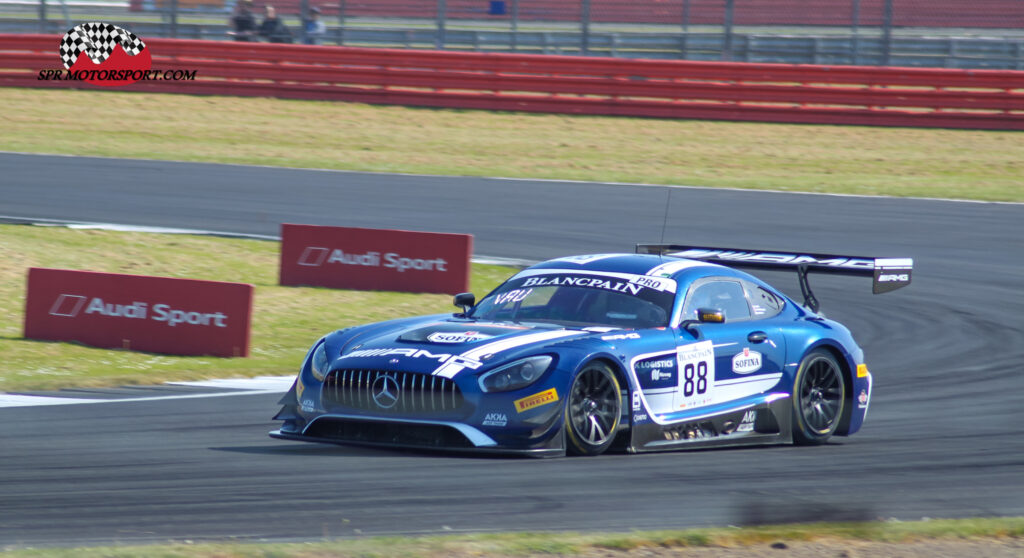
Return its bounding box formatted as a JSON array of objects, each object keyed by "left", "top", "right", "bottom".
[{"left": 3, "top": 17, "right": 1021, "bottom": 68}]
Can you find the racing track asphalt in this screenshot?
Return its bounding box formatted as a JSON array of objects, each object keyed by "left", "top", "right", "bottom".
[{"left": 1, "top": 152, "right": 1022, "bottom": 547}]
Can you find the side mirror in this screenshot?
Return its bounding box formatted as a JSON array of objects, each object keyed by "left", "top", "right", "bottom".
[
  {"left": 453, "top": 292, "right": 475, "bottom": 316},
  {"left": 696, "top": 307, "right": 725, "bottom": 324},
  {"left": 680, "top": 307, "right": 725, "bottom": 336}
]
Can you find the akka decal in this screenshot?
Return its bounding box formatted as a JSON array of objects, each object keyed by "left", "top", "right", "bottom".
[
  {"left": 481, "top": 412, "right": 508, "bottom": 426},
  {"left": 427, "top": 331, "right": 493, "bottom": 344},
  {"left": 514, "top": 388, "right": 558, "bottom": 413},
  {"left": 731, "top": 348, "right": 763, "bottom": 374}
]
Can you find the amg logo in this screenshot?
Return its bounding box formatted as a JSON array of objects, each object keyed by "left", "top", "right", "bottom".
[
  {"left": 878, "top": 274, "right": 910, "bottom": 282},
  {"left": 673, "top": 249, "right": 874, "bottom": 270},
  {"left": 343, "top": 347, "right": 483, "bottom": 369}
]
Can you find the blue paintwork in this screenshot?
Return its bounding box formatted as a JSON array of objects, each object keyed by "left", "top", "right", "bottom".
[{"left": 271, "top": 253, "right": 872, "bottom": 455}]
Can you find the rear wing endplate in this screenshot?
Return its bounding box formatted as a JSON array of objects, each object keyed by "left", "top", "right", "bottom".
[{"left": 636, "top": 244, "right": 913, "bottom": 312}]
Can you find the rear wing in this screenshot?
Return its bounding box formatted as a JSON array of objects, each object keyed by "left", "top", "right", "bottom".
[{"left": 636, "top": 244, "right": 912, "bottom": 312}]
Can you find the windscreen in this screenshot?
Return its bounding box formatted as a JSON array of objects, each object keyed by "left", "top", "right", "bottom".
[{"left": 470, "top": 271, "right": 676, "bottom": 329}]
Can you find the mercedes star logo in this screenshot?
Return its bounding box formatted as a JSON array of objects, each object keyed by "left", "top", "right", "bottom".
[{"left": 371, "top": 374, "right": 400, "bottom": 409}]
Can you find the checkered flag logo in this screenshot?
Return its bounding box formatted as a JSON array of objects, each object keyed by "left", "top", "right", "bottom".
[{"left": 59, "top": 22, "right": 146, "bottom": 70}]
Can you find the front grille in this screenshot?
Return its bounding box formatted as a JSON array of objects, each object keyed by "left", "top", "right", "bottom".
[
  {"left": 304, "top": 417, "right": 474, "bottom": 448},
  {"left": 322, "top": 369, "right": 464, "bottom": 414}
]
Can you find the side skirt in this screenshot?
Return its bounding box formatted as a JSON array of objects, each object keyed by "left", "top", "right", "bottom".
[{"left": 627, "top": 396, "right": 793, "bottom": 453}]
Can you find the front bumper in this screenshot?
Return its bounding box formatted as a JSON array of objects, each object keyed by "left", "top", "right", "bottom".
[{"left": 270, "top": 413, "right": 565, "bottom": 457}]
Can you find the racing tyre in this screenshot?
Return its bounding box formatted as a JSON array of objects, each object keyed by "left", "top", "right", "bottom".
[
  {"left": 791, "top": 349, "right": 846, "bottom": 445},
  {"left": 565, "top": 363, "right": 621, "bottom": 456}
]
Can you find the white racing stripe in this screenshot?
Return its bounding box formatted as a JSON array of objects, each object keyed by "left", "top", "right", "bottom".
[
  {"left": 432, "top": 329, "right": 586, "bottom": 379},
  {"left": 0, "top": 376, "right": 294, "bottom": 408}
]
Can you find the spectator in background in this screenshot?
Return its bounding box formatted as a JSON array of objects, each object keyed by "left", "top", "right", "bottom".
[
  {"left": 228, "top": 0, "right": 257, "bottom": 42},
  {"left": 259, "top": 5, "right": 293, "bottom": 43},
  {"left": 303, "top": 7, "right": 327, "bottom": 45}
]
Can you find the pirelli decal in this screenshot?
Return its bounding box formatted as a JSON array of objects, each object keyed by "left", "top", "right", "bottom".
[{"left": 514, "top": 388, "right": 559, "bottom": 413}]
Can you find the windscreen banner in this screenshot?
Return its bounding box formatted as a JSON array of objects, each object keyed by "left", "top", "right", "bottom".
[
  {"left": 23, "top": 268, "right": 254, "bottom": 357},
  {"left": 279, "top": 224, "right": 472, "bottom": 295}
]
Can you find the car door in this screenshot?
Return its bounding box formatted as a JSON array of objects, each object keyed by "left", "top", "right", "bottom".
[{"left": 673, "top": 278, "right": 787, "bottom": 412}]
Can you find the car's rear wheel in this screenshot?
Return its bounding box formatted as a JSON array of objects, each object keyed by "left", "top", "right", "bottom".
[
  {"left": 565, "top": 362, "right": 621, "bottom": 456},
  {"left": 791, "top": 349, "right": 846, "bottom": 445}
]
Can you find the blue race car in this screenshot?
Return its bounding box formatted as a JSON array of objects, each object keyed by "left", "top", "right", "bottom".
[{"left": 270, "top": 245, "right": 912, "bottom": 457}]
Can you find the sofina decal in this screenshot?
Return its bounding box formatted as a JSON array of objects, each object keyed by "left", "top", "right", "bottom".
[
  {"left": 731, "top": 348, "right": 763, "bottom": 374},
  {"left": 427, "top": 331, "right": 493, "bottom": 344},
  {"left": 514, "top": 388, "right": 559, "bottom": 413}
]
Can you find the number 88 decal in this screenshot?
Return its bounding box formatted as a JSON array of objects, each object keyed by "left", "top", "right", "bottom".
[{"left": 683, "top": 361, "right": 709, "bottom": 396}]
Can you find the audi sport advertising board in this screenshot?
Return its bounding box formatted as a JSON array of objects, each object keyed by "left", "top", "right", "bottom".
[
  {"left": 279, "top": 224, "right": 472, "bottom": 295},
  {"left": 24, "top": 268, "right": 253, "bottom": 357}
]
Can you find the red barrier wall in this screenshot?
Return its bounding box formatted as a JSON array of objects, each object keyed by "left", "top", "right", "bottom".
[
  {"left": 24, "top": 268, "right": 254, "bottom": 357},
  {"left": 279, "top": 224, "right": 472, "bottom": 295},
  {"left": 1, "top": 34, "right": 1021, "bottom": 129}
]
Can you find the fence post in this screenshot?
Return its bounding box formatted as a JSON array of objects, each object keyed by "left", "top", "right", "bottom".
[
  {"left": 882, "top": 0, "right": 893, "bottom": 66},
  {"left": 851, "top": 0, "right": 860, "bottom": 64},
  {"left": 511, "top": 0, "right": 519, "bottom": 51},
  {"left": 681, "top": 0, "right": 690, "bottom": 59},
  {"left": 336, "top": 0, "right": 346, "bottom": 45},
  {"left": 38, "top": 0, "right": 46, "bottom": 33},
  {"left": 723, "top": 0, "right": 735, "bottom": 61},
  {"left": 300, "top": 0, "right": 309, "bottom": 44},
  {"left": 581, "top": 0, "right": 591, "bottom": 55},
  {"left": 437, "top": 0, "right": 447, "bottom": 49},
  {"left": 169, "top": 0, "right": 178, "bottom": 39}
]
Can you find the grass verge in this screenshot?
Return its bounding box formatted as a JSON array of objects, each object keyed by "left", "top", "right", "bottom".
[
  {"left": 0, "top": 224, "right": 512, "bottom": 392},
  {"left": 2, "top": 88, "right": 1021, "bottom": 201},
  {"left": 3, "top": 518, "right": 1022, "bottom": 556}
]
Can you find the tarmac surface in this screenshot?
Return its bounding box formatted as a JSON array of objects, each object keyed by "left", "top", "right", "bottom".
[{"left": 1, "top": 152, "right": 1021, "bottom": 547}]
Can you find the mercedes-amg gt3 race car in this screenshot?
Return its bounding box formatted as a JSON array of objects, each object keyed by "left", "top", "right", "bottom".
[{"left": 271, "top": 245, "right": 912, "bottom": 457}]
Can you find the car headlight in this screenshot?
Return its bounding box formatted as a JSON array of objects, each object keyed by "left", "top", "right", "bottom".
[
  {"left": 310, "top": 342, "right": 330, "bottom": 382},
  {"left": 479, "top": 356, "right": 553, "bottom": 393}
]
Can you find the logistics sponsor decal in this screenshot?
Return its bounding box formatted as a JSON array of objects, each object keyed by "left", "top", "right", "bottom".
[
  {"left": 481, "top": 412, "right": 508, "bottom": 426},
  {"left": 427, "top": 331, "right": 492, "bottom": 344},
  {"left": 38, "top": 23, "right": 197, "bottom": 87},
  {"left": 514, "top": 388, "right": 559, "bottom": 413},
  {"left": 637, "top": 358, "right": 675, "bottom": 369},
  {"left": 731, "top": 348, "right": 763, "bottom": 374}
]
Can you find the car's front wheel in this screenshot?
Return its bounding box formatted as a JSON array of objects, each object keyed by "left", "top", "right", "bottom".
[
  {"left": 791, "top": 349, "right": 846, "bottom": 445},
  {"left": 565, "top": 362, "right": 621, "bottom": 456}
]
